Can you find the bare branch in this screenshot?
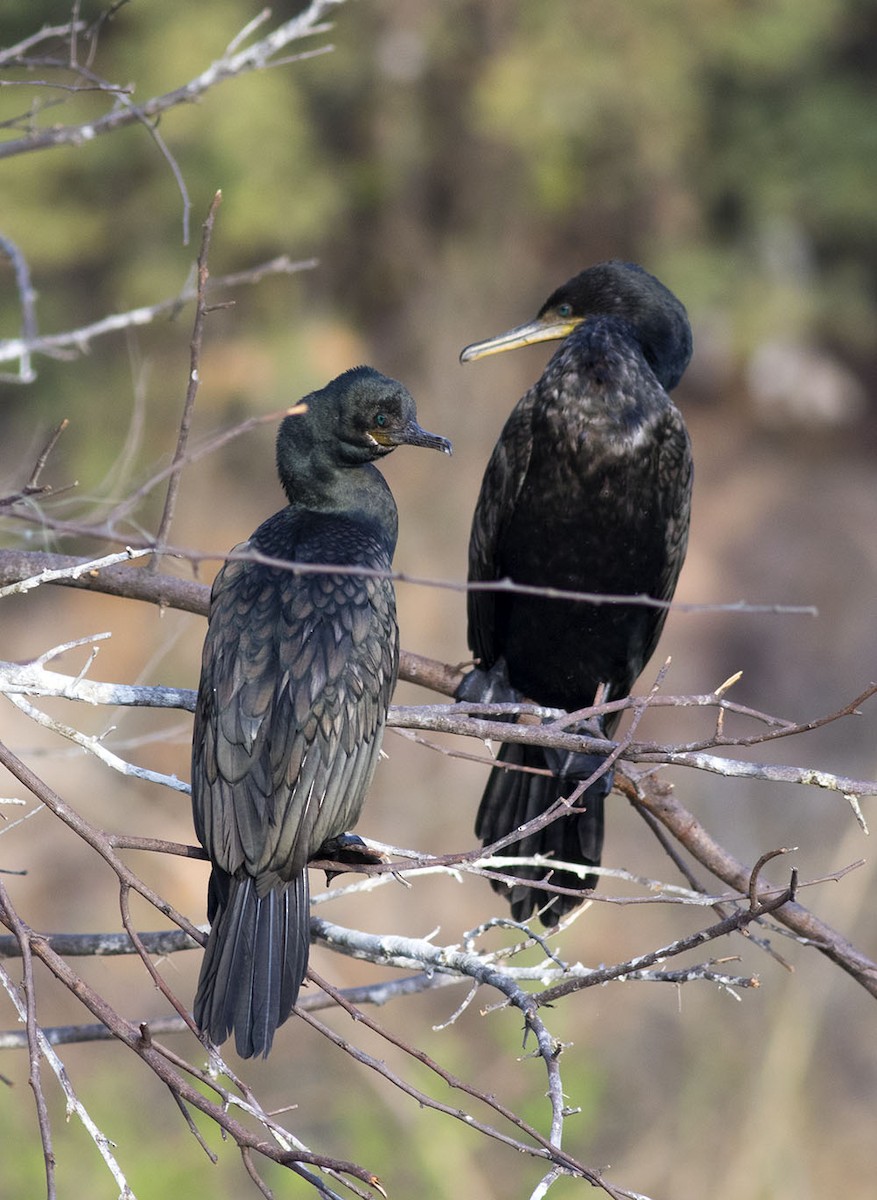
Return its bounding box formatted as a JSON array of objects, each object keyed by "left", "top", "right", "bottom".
[
  {"left": 0, "top": 737, "right": 202, "bottom": 940},
  {"left": 0, "top": 654, "right": 195, "bottom": 711},
  {"left": 0, "top": 880, "right": 56, "bottom": 1198},
  {"left": 96, "top": 402, "right": 307, "bottom": 534},
  {"left": 301, "top": 969, "right": 628, "bottom": 1198},
  {"left": 0, "top": 547, "right": 459, "bottom": 688},
  {"left": 6, "top": 693, "right": 190, "bottom": 793},
  {"left": 532, "top": 875, "right": 793, "bottom": 1006},
  {"left": 0, "top": 547, "right": 151, "bottom": 598},
  {"left": 25, "top": 419, "right": 69, "bottom": 491},
  {"left": 0, "top": 548, "right": 836, "bottom": 704},
  {"left": 0, "top": 22, "right": 87, "bottom": 66},
  {"left": 0, "top": 953, "right": 135, "bottom": 1196},
  {"left": 1, "top": 620, "right": 874, "bottom": 811},
  {"left": 0, "top": 547, "right": 209, "bottom": 612},
  {"left": 0, "top": 539, "right": 817, "bottom": 621},
  {"left": 0, "top": 3, "right": 346, "bottom": 162},
  {"left": 0, "top": 976, "right": 468, "bottom": 1050},
  {"left": 0, "top": 928, "right": 200, "bottom": 961},
  {"left": 151, "top": 192, "right": 221, "bottom": 566},
  {"left": 9, "top": 927, "right": 384, "bottom": 1190},
  {"left": 0, "top": 255, "right": 317, "bottom": 372},
  {"left": 620, "top": 771, "right": 877, "bottom": 996},
  {"left": 0, "top": 234, "right": 38, "bottom": 382}
]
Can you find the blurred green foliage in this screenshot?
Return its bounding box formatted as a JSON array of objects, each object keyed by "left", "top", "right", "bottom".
[
  {"left": 3, "top": 0, "right": 875, "bottom": 419},
  {"left": 1, "top": 3, "right": 876, "bottom": 1198}
]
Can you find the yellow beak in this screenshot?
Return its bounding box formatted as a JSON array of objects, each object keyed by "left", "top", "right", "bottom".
[{"left": 459, "top": 314, "right": 584, "bottom": 363}]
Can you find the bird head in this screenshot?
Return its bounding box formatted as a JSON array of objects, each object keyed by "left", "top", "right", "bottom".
[
  {"left": 460, "top": 260, "right": 691, "bottom": 392},
  {"left": 333, "top": 366, "right": 452, "bottom": 460},
  {"left": 277, "top": 366, "right": 451, "bottom": 494}
]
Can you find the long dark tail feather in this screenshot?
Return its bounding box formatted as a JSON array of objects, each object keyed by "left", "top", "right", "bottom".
[
  {"left": 475, "top": 742, "right": 610, "bottom": 926},
  {"left": 194, "top": 869, "right": 309, "bottom": 1058}
]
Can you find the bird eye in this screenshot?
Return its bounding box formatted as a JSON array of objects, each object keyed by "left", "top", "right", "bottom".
[
  {"left": 557, "top": 302, "right": 573, "bottom": 318},
  {"left": 374, "top": 412, "right": 387, "bottom": 427}
]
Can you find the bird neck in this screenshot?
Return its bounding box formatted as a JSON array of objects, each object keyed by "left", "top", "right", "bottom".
[
  {"left": 537, "top": 318, "right": 672, "bottom": 447},
  {"left": 630, "top": 306, "right": 691, "bottom": 392},
  {"left": 281, "top": 455, "right": 398, "bottom": 534}
]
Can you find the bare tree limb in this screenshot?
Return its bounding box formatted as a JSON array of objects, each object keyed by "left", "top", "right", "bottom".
[
  {"left": 0, "top": 950, "right": 135, "bottom": 1197},
  {"left": 7, "top": 927, "right": 384, "bottom": 1190},
  {"left": 150, "top": 191, "right": 222, "bottom": 567},
  {"left": 0, "top": 234, "right": 38, "bottom": 382},
  {"left": 0, "top": 548, "right": 152, "bottom": 598},
  {"left": 620, "top": 771, "right": 877, "bottom": 997},
  {"left": 0, "top": 2, "right": 347, "bottom": 162},
  {"left": 0, "top": 547, "right": 458, "bottom": 690},
  {"left": 0, "top": 548, "right": 209, "bottom": 613},
  {"left": 0, "top": 21, "right": 87, "bottom": 67},
  {"left": 0, "top": 737, "right": 202, "bottom": 941},
  {"left": 0, "top": 540, "right": 819, "bottom": 619},
  {"left": 300, "top": 969, "right": 630, "bottom": 1199},
  {"left": 0, "top": 928, "right": 200, "bottom": 961},
  {"left": 0, "top": 255, "right": 317, "bottom": 373},
  {"left": 0, "top": 548, "right": 841, "bottom": 706},
  {"left": 6, "top": 693, "right": 190, "bottom": 793},
  {"left": 0, "top": 879, "right": 56, "bottom": 1199},
  {"left": 0, "top": 652, "right": 194, "bottom": 711}
]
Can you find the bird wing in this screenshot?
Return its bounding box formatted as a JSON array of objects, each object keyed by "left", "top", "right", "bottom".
[
  {"left": 654, "top": 406, "right": 693, "bottom": 606},
  {"left": 466, "top": 390, "right": 536, "bottom": 667},
  {"left": 191, "top": 546, "right": 398, "bottom": 889},
  {"left": 624, "top": 403, "right": 693, "bottom": 679}
]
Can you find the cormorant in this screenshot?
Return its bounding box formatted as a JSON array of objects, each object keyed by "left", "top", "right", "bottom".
[
  {"left": 192, "top": 366, "right": 451, "bottom": 1057},
  {"left": 458, "top": 260, "right": 693, "bottom": 925}
]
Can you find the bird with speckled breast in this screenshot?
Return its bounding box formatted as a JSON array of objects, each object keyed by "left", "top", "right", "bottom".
[
  {"left": 192, "top": 366, "right": 451, "bottom": 1057},
  {"left": 458, "top": 260, "right": 693, "bottom": 924}
]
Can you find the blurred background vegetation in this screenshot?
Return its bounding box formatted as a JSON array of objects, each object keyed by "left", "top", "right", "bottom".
[{"left": 1, "top": 1, "right": 876, "bottom": 1197}]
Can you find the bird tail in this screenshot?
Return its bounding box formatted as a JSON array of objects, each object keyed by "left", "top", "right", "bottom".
[
  {"left": 475, "top": 742, "right": 610, "bottom": 926},
  {"left": 193, "top": 869, "right": 309, "bottom": 1058}
]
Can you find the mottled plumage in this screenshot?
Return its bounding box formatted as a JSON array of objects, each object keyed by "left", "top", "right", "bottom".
[
  {"left": 192, "top": 366, "right": 450, "bottom": 1056},
  {"left": 459, "top": 261, "right": 693, "bottom": 924}
]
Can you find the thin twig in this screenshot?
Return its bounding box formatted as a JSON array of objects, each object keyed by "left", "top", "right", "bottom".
[
  {"left": 0, "top": 2, "right": 346, "bottom": 162},
  {"left": 9, "top": 928, "right": 382, "bottom": 1187},
  {"left": 118, "top": 883, "right": 202, "bottom": 1038},
  {"left": 620, "top": 771, "right": 877, "bottom": 996},
  {"left": 302, "top": 970, "right": 625, "bottom": 1197},
  {"left": 0, "top": 880, "right": 56, "bottom": 1199},
  {"left": 532, "top": 878, "right": 794, "bottom": 1006},
  {"left": 0, "top": 22, "right": 87, "bottom": 65},
  {"left": 0, "top": 955, "right": 135, "bottom": 1196},
  {"left": 0, "top": 234, "right": 38, "bottom": 382},
  {"left": 97, "top": 402, "right": 306, "bottom": 533},
  {"left": 150, "top": 191, "right": 222, "bottom": 568},
  {"left": 6, "top": 694, "right": 190, "bottom": 793},
  {"left": 0, "top": 738, "right": 202, "bottom": 940},
  {"left": 0, "top": 256, "right": 317, "bottom": 370}
]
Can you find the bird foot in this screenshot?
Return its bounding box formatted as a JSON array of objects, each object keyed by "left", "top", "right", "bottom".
[
  {"left": 455, "top": 657, "right": 521, "bottom": 706},
  {"left": 313, "top": 833, "right": 386, "bottom": 884}
]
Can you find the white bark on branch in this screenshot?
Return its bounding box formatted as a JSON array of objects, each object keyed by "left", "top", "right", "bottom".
[
  {"left": 2, "top": 651, "right": 874, "bottom": 804},
  {"left": 0, "top": 548, "right": 151, "bottom": 597},
  {"left": 0, "top": 255, "right": 317, "bottom": 375},
  {"left": 0, "top": 2, "right": 347, "bottom": 162},
  {"left": 0, "top": 954, "right": 136, "bottom": 1197}
]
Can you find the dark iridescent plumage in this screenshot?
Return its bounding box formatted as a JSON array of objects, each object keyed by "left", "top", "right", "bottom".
[
  {"left": 459, "top": 261, "right": 693, "bottom": 924},
  {"left": 192, "top": 366, "right": 450, "bottom": 1056}
]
